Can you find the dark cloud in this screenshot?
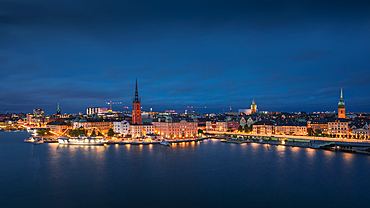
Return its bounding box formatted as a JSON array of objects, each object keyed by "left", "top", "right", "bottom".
[{"left": 0, "top": 0, "right": 370, "bottom": 114}]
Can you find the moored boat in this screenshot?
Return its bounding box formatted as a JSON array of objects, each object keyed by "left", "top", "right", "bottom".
[
  {"left": 24, "top": 137, "right": 35, "bottom": 143},
  {"left": 34, "top": 138, "right": 44, "bottom": 145},
  {"left": 58, "top": 135, "right": 107, "bottom": 145},
  {"left": 160, "top": 139, "right": 170, "bottom": 146}
]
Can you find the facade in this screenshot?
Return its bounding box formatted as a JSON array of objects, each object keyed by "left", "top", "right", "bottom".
[
  {"left": 46, "top": 121, "right": 67, "bottom": 133},
  {"left": 239, "top": 117, "right": 246, "bottom": 127},
  {"left": 338, "top": 85, "right": 346, "bottom": 118},
  {"left": 252, "top": 121, "right": 274, "bottom": 135},
  {"left": 153, "top": 117, "right": 198, "bottom": 139},
  {"left": 216, "top": 121, "right": 227, "bottom": 132},
  {"left": 86, "top": 107, "right": 108, "bottom": 115},
  {"left": 307, "top": 120, "right": 328, "bottom": 134},
  {"left": 328, "top": 119, "right": 348, "bottom": 136},
  {"left": 132, "top": 79, "right": 142, "bottom": 125},
  {"left": 73, "top": 118, "right": 113, "bottom": 134},
  {"left": 113, "top": 120, "right": 130, "bottom": 136},
  {"left": 130, "top": 124, "right": 154, "bottom": 138},
  {"left": 352, "top": 128, "right": 370, "bottom": 137},
  {"left": 206, "top": 120, "right": 212, "bottom": 131},
  {"left": 274, "top": 124, "right": 307, "bottom": 135}
]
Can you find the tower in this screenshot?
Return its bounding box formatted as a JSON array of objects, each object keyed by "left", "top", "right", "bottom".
[
  {"left": 338, "top": 84, "right": 345, "bottom": 118},
  {"left": 132, "top": 79, "right": 142, "bottom": 124},
  {"left": 251, "top": 99, "right": 257, "bottom": 114},
  {"left": 56, "top": 98, "right": 61, "bottom": 115}
]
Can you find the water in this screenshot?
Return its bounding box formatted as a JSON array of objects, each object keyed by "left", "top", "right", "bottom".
[{"left": 1, "top": 131, "right": 369, "bottom": 208}]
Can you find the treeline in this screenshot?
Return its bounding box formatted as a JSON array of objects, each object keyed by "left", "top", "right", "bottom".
[{"left": 237, "top": 124, "right": 253, "bottom": 133}]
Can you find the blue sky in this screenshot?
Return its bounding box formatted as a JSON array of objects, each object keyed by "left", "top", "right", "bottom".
[{"left": 0, "top": 0, "right": 369, "bottom": 114}]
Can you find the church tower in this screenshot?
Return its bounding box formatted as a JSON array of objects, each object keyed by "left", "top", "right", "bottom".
[
  {"left": 251, "top": 99, "right": 257, "bottom": 114},
  {"left": 132, "top": 79, "right": 142, "bottom": 124},
  {"left": 338, "top": 85, "right": 345, "bottom": 118},
  {"left": 56, "top": 98, "right": 61, "bottom": 115}
]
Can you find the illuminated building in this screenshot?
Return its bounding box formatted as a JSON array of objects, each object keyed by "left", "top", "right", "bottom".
[
  {"left": 274, "top": 123, "right": 307, "bottom": 135},
  {"left": 86, "top": 107, "right": 108, "bottom": 115},
  {"left": 46, "top": 121, "right": 67, "bottom": 133},
  {"left": 73, "top": 117, "right": 113, "bottom": 134},
  {"left": 130, "top": 124, "right": 154, "bottom": 138},
  {"left": 113, "top": 120, "right": 130, "bottom": 136},
  {"left": 307, "top": 120, "right": 328, "bottom": 134},
  {"left": 132, "top": 79, "right": 142, "bottom": 125},
  {"left": 251, "top": 99, "right": 257, "bottom": 114},
  {"left": 338, "top": 85, "right": 346, "bottom": 118},
  {"left": 152, "top": 116, "right": 198, "bottom": 138},
  {"left": 216, "top": 120, "right": 227, "bottom": 132},
  {"left": 252, "top": 121, "right": 274, "bottom": 134},
  {"left": 33, "top": 109, "right": 44, "bottom": 117},
  {"left": 328, "top": 119, "right": 348, "bottom": 136}
]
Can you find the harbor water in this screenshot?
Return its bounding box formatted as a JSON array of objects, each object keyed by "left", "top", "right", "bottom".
[{"left": 1, "top": 131, "right": 369, "bottom": 207}]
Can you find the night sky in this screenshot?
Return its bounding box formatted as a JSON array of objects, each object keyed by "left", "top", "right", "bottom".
[{"left": 1, "top": 0, "right": 370, "bottom": 114}]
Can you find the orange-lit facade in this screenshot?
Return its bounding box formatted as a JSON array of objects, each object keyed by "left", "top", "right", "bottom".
[{"left": 153, "top": 117, "right": 198, "bottom": 139}]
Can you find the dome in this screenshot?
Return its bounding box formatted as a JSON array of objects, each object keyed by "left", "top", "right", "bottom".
[
  {"left": 73, "top": 117, "right": 79, "bottom": 122},
  {"left": 165, "top": 115, "right": 172, "bottom": 122},
  {"left": 79, "top": 118, "right": 87, "bottom": 123}
]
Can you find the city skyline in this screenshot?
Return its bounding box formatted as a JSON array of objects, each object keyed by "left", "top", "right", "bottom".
[{"left": 1, "top": 0, "right": 370, "bottom": 114}]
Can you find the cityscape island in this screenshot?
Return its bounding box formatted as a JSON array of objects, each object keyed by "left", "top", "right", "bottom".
[{"left": 1, "top": 80, "right": 370, "bottom": 153}]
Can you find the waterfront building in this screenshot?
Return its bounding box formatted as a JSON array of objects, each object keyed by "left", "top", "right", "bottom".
[
  {"left": 338, "top": 85, "right": 346, "bottom": 118},
  {"left": 73, "top": 118, "right": 113, "bottom": 134},
  {"left": 352, "top": 127, "right": 370, "bottom": 137},
  {"left": 206, "top": 120, "right": 212, "bottom": 131},
  {"left": 152, "top": 116, "right": 198, "bottom": 139},
  {"left": 251, "top": 99, "right": 257, "bottom": 114},
  {"left": 113, "top": 120, "right": 130, "bottom": 136},
  {"left": 274, "top": 123, "right": 307, "bottom": 135},
  {"left": 130, "top": 124, "right": 154, "bottom": 138},
  {"left": 252, "top": 121, "right": 274, "bottom": 135},
  {"left": 307, "top": 120, "right": 328, "bottom": 134},
  {"left": 216, "top": 120, "right": 227, "bottom": 132},
  {"left": 46, "top": 121, "right": 67, "bottom": 134},
  {"left": 328, "top": 119, "right": 348, "bottom": 136},
  {"left": 132, "top": 79, "right": 142, "bottom": 125}
]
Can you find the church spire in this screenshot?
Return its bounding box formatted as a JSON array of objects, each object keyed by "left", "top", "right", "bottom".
[
  {"left": 340, "top": 84, "right": 343, "bottom": 100},
  {"left": 134, "top": 78, "right": 140, "bottom": 103},
  {"left": 56, "top": 98, "right": 61, "bottom": 115}
]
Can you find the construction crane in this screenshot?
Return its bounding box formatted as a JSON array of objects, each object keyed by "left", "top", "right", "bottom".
[
  {"left": 187, "top": 106, "right": 206, "bottom": 114},
  {"left": 106, "top": 101, "right": 122, "bottom": 112}
]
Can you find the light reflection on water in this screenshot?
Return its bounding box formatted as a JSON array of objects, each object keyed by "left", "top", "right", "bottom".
[{"left": 1, "top": 132, "right": 370, "bottom": 208}]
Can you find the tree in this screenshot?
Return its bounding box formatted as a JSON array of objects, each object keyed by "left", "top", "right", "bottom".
[
  {"left": 90, "top": 130, "right": 96, "bottom": 137},
  {"left": 244, "top": 124, "right": 249, "bottom": 132},
  {"left": 108, "top": 128, "right": 114, "bottom": 137},
  {"left": 308, "top": 128, "right": 314, "bottom": 136},
  {"left": 314, "top": 129, "right": 322, "bottom": 136},
  {"left": 198, "top": 129, "right": 204, "bottom": 134},
  {"left": 98, "top": 131, "right": 103, "bottom": 136},
  {"left": 238, "top": 125, "right": 243, "bottom": 132},
  {"left": 66, "top": 120, "right": 71, "bottom": 127}
]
